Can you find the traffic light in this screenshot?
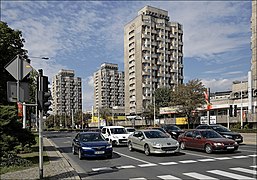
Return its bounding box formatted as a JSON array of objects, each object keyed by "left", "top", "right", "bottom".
[
  {"left": 229, "top": 105, "right": 233, "bottom": 117},
  {"left": 38, "top": 75, "right": 51, "bottom": 115},
  {"left": 234, "top": 105, "right": 237, "bottom": 117}
]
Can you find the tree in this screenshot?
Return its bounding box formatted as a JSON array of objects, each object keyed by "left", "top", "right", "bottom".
[
  {"left": 0, "top": 21, "right": 29, "bottom": 105},
  {"left": 171, "top": 79, "right": 206, "bottom": 128}
]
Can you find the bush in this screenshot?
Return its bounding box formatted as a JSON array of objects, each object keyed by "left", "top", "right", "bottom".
[{"left": 0, "top": 152, "right": 32, "bottom": 168}]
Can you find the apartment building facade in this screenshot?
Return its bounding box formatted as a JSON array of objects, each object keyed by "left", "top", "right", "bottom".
[
  {"left": 252, "top": 0, "right": 257, "bottom": 89},
  {"left": 51, "top": 69, "right": 82, "bottom": 116},
  {"left": 93, "top": 63, "right": 125, "bottom": 109},
  {"left": 124, "top": 6, "right": 183, "bottom": 117}
]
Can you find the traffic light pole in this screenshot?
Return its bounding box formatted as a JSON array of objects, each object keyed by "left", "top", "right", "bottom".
[{"left": 38, "top": 69, "right": 43, "bottom": 179}]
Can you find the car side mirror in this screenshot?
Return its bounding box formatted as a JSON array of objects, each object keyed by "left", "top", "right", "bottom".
[
  {"left": 105, "top": 138, "right": 109, "bottom": 141},
  {"left": 139, "top": 136, "right": 144, "bottom": 140},
  {"left": 196, "top": 135, "right": 201, "bottom": 139}
]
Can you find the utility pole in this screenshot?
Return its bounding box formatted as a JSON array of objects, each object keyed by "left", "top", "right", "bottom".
[{"left": 38, "top": 69, "right": 43, "bottom": 179}]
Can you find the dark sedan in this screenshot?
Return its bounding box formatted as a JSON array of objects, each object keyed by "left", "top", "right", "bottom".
[
  {"left": 161, "top": 125, "right": 184, "bottom": 139},
  {"left": 72, "top": 132, "right": 113, "bottom": 160},
  {"left": 178, "top": 129, "right": 239, "bottom": 154},
  {"left": 196, "top": 124, "right": 243, "bottom": 143}
]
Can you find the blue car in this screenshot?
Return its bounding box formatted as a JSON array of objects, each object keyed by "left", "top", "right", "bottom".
[{"left": 72, "top": 132, "right": 113, "bottom": 160}]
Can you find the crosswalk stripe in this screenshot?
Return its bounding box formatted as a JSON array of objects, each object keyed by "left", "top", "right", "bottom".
[
  {"left": 250, "top": 165, "right": 257, "bottom": 168},
  {"left": 179, "top": 160, "right": 197, "bottom": 163},
  {"left": 92, "top": 167, "right": 113, "bottom": 171},
  {"left": 207, "top": 170, "right": 255, "bottom": 180},
  {"left": 129, "top": 178, "right": 147, "bottom": 180},
  {"left": 159, "top": 162, "right": 178, "bottom": 165},
  {"left": 215, "top": 157, "right": 232, "bottom": 160},
  {"left": 183, "top": 172, "right": 218, "bottom": 180},
  {"left": 138, "top": 163, "right": 157, "bottom": 167},
  {"left": 197, "top": 158, "right": 216, "bottom": 162},
  {"left": 157, "top": 175, "right": 181, "bottom": 180},
  {"left": 230, "top": 167, "right": 257, "bottom": 175}
]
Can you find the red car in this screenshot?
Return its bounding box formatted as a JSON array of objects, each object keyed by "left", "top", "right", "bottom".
[{"left": 178, "top": 129, "right": 239, "bottom": 154}]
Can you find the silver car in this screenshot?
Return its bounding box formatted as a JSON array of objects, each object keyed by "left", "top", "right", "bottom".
[{"left": 127, "top": 129, "right": 180, "bottom": 156}]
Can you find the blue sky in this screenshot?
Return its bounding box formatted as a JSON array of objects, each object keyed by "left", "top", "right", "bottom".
[{"left": 1, "top": 1, "right": 252, "bottom": 111}]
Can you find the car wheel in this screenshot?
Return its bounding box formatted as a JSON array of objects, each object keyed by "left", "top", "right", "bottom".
[
  {"left": 144, "top": 144, "right": 150, "bottom": 156},
  {"left": 78, "top": 149, "right": 83, "bottom": 160},
  {"left": 180, "top": 142, "right": 186, "bottom": 150},
  {"left": 205, "top": 144, "right": 213, "bottom": 154},
  {"left": 128, "top": 141, "right": 133, "bottom": 151},
  {"left": 72, "top": 145, "right": 76, "bottom": 155}
]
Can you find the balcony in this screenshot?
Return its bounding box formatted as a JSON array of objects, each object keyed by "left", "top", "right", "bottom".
[
  {"left": 142, "top": 46, "right": 150, "bottom": 51},
  {"left": 142, "top": 34, "right": 150, "bottom": 39}
]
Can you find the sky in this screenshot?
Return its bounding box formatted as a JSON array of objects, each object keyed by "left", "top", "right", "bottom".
[{"left": 1, "top": 1, "right": 252, "bottom": 111}]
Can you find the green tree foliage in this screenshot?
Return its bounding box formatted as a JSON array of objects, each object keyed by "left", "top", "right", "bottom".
[
  {"left": 171, "top": 79, "right": 206, "bottom": 128},
  {"left": 0, "top": 21, "right": 29, "bottom": 105},
  {"left": 0, "top": 106, "right": 36, "bottom": 157}
]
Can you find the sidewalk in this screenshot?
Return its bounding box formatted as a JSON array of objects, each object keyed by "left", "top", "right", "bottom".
[
  {"left": 1, "top": 138, "right": 81, "bottom": 180},
  {"left": 241, "top": 133, "right": 257, "bottom": 145}
]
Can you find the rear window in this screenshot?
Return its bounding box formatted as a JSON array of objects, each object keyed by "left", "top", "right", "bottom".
[{"left": 110, "top": 128, "right": 127, "bottom": 134}]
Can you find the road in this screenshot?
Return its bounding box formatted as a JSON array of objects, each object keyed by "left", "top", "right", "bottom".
[{"left": 45, "top": 131, "right": 257, "bottom": 180}]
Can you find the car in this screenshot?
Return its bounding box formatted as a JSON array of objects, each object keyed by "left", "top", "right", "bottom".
[
  {"left": 72, "top": 132, "right": 113, "bottom": 160},
  {"left": 195, "top": 124, "right": 243, "bottom": 143},
  {"left": 125, "top": 127, "right": 136, "bottom": 134},
  {"left": 178, "top": 129, "right": 239, "bottom": 154},
  {"left": 161, "top": 125, "right": 184, "bottom": 139},
  {"left": 146, "top": 126, "right": 171, "bottom": 137},
  {"left": 81, "top": 128, "right": 101, "bottom": 132},
  {"left": 127, "top": 129, "right": 180, "bottom": 156},
  {"left": 101, "top": 126, "right": 130, "bottom": 146}
]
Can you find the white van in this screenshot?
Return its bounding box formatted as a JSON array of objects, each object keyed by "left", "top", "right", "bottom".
[{"left": 101, "top": 126, "right": 130, "bottom": 146}]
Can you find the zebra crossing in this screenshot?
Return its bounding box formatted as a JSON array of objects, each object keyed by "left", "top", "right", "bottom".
[{"left": 129, "top": 166, "right": 257, "bottom": 180}]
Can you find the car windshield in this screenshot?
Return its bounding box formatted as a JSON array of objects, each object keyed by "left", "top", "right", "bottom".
[
  {"left": 110, "top": 128, "right": 127, "bottom": 134},
  {"left": 126, "top": 128, "right": 135, "bottom": 132},
  {"left": 80, "top": 133, "right": 105, "bottom": 142},
  {"left": 151, "top": 128, "right": 166, "bottom": 133},
  {"left": 166, "top": 126, "right": 181, "bottom": 131},
  {"left": 144, "top": 130, "right": 169, "bottom": 138},
  {"left": 212, "top": 125, "right": 231, "bottom": 132},
  {"left": 200, "top": 131, "right": 223, "bottom": 139}
]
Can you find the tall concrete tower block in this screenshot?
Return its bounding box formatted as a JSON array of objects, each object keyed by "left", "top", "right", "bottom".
[{"left": 251, "top": 0, "right": 257, "bottom": 89}]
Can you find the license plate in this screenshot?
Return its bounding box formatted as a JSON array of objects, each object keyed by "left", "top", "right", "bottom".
[
  {"left": 166, "top": 151, "right": 174, "bottom": 153},
  {"left": 95, "top": 151, "right": 105, "bottom": 154},
  {"left": 235, "top": 138, "right": 241, "bottom": 141},
  {"left": 227, "top": 146, "right": 234, "bottom": 149}
]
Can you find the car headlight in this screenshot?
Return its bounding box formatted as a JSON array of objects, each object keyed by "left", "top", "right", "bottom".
[
  {"left": 213, "top": 142, "right": 224, "bottom": 146},
  {"left": 106, "top": 144, "right": 112, "bottom": 148},
  {"left": 152, "top": 142, "right": 162, "bottom": 147},
  {"left": 223, "top": 135, "right": 232, "bottom": 139},
  {"left": 82, "top": 147, "right": 92, "bottom": 150},
  {"left": 172, "top": 132, "right": 177, "bottom": 135},
  {"left": 234, "top": 141, "right": 238, "bottom": 145}
]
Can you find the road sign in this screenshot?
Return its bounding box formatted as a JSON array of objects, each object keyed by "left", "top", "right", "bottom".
[
  {"left": 5, "top": 55, "right": 32, "bottom": 80},
  {"left": 7, "top": 81, "right": 30, "bottom": 102}
]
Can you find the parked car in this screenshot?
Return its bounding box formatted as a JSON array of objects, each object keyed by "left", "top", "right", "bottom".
[
  {"left": 161, "top": 125, "right": 184, "bottom": 139},
  {"left": 72, "top": 132, "right": 113, "bottom": 160},
  {"left": 127, "top": 129, "right": 180, "bottom": 156},
  {"left": 81, "top": 128, "right": 101, "bottom": 132},
  {"left": 195, "top": 124, "right": 243, "bottom": 143},
  {"left": 125, "top": 127, "right": 136, "bottom": 134},
  {"left": 101, "top": 126, "right": 130, "bottom": 146},
  {"left": 178, "top": 129, "right": 239, "bottom": 154}
]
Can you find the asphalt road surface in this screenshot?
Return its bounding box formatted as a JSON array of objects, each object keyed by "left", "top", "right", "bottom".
[{"left": 45, "top": 131, "right": 257, "bottom": 180}]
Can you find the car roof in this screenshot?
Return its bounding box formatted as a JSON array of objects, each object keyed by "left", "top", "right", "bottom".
[
  {"left": 139, "top": 129, "right": 164, "bottom": 132},
  {"left": 102, "top": 126, "right": 125, "bottom": 128},
  {"left": 79, "top": 131, "right": 101, "bottom": 135}
]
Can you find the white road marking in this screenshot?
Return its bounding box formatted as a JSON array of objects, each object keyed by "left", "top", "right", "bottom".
[
  {"left": 183, "top": 151, "right": 216, "bottom": 159},
  {"left": 215, "top": 157, "right": 232, "bottom": 160},
  {"left": 138, "top": 163, "right": 157, "bottom": 167},
  {"left": 250, "top": 165, "right": 257, "bottom": 168},
  {"left": 232, "top": 155, "right": 249, "bottom": 159},
  {"left": 208, "top": 170, "right": 255, "bottom": 180},
  {"left": 92, "top": 167, "right": 113, "bottom": 171},
  {"left": 249, "top": 154, "right": 257, "bottom": 157},
  {"left": 179, "top": 160, "right": 197, "bottom": 163},
  {"left": 114, "top": 151, "right": 152, "bottom": 164},
  {"left": 197, "top": 158, "right": 216, "bottom": 162},
  {"left": 159, "top": 162, "right": 178, "bottom": 165},
  {"left": 129, "top": 178, "right": 147, "bottom": 180},
  {"left": 184, "top": 172, "right": 218, "bottom": 180},
  {"left": 157, "top": 175, "right": 181, "bottom": 180},
  {"left": 117, "top": 165, "right": 136, "bottom": 169},
  {"left": 230, "top": 167, "right": 257, "bottom": 175}
]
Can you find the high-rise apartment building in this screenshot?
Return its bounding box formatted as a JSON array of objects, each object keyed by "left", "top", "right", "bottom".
[
  {"left": 124, "top": 6, "right": 183, "bottom": 116},
  {"left": 94, "top": 63, "right": 125, "bottom": 109},
  {"left": 251, "top": 0, "right": 257, "bottom": 89},
  {"left": 52, "top": 69, "right": 82, "bottom": 116}
]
